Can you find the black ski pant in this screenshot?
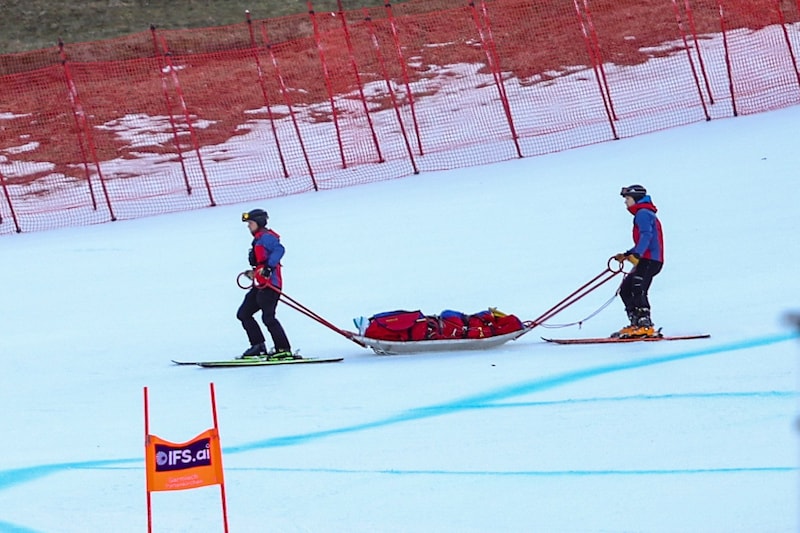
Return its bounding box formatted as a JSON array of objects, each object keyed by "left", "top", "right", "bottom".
[
  {"left": 237, "top": 287, "right": 291, "bottom": 352},
  {"left": 619, "top": 258, "right": 663, "bottom": 315}
]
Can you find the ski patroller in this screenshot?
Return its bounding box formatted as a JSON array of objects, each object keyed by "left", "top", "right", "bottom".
[
  {"left": 172, "top": 356, "right": 344, "bottom": 368},
  {"left": 542, "top": 333, "right": 711, "bottom": 345}
]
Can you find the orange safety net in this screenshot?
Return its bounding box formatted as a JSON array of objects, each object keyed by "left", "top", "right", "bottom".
[{"left": 1, "top": 0, "right": 799, "bottom": 234}]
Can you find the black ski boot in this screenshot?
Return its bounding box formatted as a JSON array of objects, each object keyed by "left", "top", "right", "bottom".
[{"left": 240, "top": 342, "right": 267, "bottom": 358}]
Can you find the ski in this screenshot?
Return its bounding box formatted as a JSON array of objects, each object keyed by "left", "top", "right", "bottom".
[
  {"left": 542, "top": 334, "right": 710, "bottom": 345},
  {"left": 172, "top": 356, "right": 343, "bottom": 367}
]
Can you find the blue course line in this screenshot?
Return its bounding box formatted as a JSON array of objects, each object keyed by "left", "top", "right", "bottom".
[
  {"left": 0, "top": 332, "right": 796, "bottom": 495},
  {"left": 227, "top": 331, "right": 798, "bottom": 452},
  {"left": 84, "top": 465, "right": 799, "bottom": 476},
  {"left": 0, "top": 521, "right": 42, "bottom": 533},
  {"left": 467, "top": 390, "right": 799, "bottom": 410},
  {"left": 225, "top": 465, "right": 800, "bottom": 476}
]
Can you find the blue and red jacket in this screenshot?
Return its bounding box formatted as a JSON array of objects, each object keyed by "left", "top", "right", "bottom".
[
  {"left": 251, "top": 228, "right": 285, "bottom": 288},
  {"left": 626, "top": 195, "right": 664, "bottom": 263}
]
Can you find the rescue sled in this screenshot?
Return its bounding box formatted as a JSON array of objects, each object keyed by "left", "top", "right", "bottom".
[
  {"left": 239, "top": 257, "right": 633, "bottom": 356},
  {"left": 352, "top": 326, "right": 534, "bottom": 355},
  {"left": 349, "top": 308, "right": 534, "bottom": 355}
]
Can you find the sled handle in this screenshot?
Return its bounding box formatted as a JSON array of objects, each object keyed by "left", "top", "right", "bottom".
[
  {"left": 237, "top": 270, "right": 255, "bottom": 289},
  {"left": 607, "top": 256, "right": 633, "bottom": 275}
]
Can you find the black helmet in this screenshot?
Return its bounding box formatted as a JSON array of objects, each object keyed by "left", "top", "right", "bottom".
[
  {"left": 242, "top": 208, "right": 268, "bottom": 228},
  {"left": 620, "top": 184, "right": 647, "bottom": 201}
]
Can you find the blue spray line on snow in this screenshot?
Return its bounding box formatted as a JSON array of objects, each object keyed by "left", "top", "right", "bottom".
[
  {"left": 0, "top": 331, "right": 797, "bottom": 531},
  {"left": 227, "top": 331, "right": 799, "bottom": 451},
  {"left": 0, "top": 522, "right": 40, "bottom": 533}
]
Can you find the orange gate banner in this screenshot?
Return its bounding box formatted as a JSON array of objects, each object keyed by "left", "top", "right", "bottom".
[{"left": 145, "top": 428, "right": 224, "bottom": 492}]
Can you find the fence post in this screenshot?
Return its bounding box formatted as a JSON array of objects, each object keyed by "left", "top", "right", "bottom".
[
  {"left": 59, "top": 40, "right": 117, "bottom": 221},
  {"left": 0, "top": 168, "right": 21, "bottom": 233},
  {"left": 572, "top": 0, "right": 618, "bottom": 139},
  {"left": 384, "top": 1, "right": 424, "bottom": 156},
  {"left": 337, "top": 0, "right": 385, "bottom": 163},
  {"left": 150, "top": 26, "right": 193, "bottom": 195},
  {"left": 716, "top": 1, "right": 738, "bottom": 116},
  {"left": 468, "top": 0, "right": 522, "bottom": 158},
  {"left": 245, "top": 11, "right": 290, "bottom": 178},
  {"left": 309, "top": 2, "right": 348, "bottom": 169},
  {"left": 364, "top": 9, "right": 419, "bottom": 174},
  {"left": 259, "top": 22, "right": 319, "bottom": 191},
  {"left": 670, "top": 0, "right": 711, "bottom": 120},
  {"left": 155, "top": 32, "right": 216, "bottom": 205},
  {"left": 773, "top": 0, "right": 800, "bottom": 91}
]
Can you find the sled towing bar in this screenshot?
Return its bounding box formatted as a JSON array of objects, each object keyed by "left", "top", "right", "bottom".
[
  {"left": 528, "top": 257, "right": 627, "bottom": 328},
  {"left": 237, "top": 271, "right": 367, "bottom": 347}
]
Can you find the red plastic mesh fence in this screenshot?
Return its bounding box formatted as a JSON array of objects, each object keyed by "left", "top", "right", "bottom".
[{"left": 1, "top": 0, "right": 799, "bottom": 234}]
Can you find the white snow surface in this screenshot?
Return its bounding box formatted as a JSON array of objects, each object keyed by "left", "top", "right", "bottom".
[{"left": 1, "top": 105, "right": 799, "bottom": 531}]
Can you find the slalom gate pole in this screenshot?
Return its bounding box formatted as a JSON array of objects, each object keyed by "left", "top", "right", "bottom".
[
  {"left": 260, "top": 282, "right": 367, "bottom": 347},
  {"left": 529, "top": 258, "right": 625, "bottom": 328}
]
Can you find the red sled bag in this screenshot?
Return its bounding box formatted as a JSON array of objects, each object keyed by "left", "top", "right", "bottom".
[
  {"left": 363, "top": 310, "right": 432, "bottom": 341},
  {"left": 463, "top": 309, "right": 525, "bottom": 338},
  {"left": 436, "top": 310, "right": 469, "bottom": 339},
  {"left": 493, "top": 313, "right": 524, "bottom": 335},
  {"left": 466, "top": 310, "right": 496, "bottom": 338}
]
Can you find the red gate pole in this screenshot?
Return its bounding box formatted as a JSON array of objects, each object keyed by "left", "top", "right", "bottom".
[
  {"left": 308, "top": 2, "right": 348, "bottom": 169},
  {"left": 209, "top": 383, "right": 230, "bottom": 533},
  {"left": 469, "top": 0, "right": 523, "bottom": 158},
  {"left": 572, "top": 0, "right": 618, "bottom": 139},
  {"left": 144, "top": 387, "right": 153, "bottom": 533},
  {"left": 716, "top": 0, "right": 738, "bottom": 116},
  {"left": 683, "top": 0, "right": 715, "bottom": 104},
  {"left": 150, "top": 26, "right": 193, "bottom": 194},
  {"left": 384, "top": 1, "right": 424, "bottom": 156},
  {"left": 259, "top": 22, "right": 319, "bottom": 191},
  {"left": 0, "top": 168, "right": 21, "bottom": 233},
  {"left": 670, "top": 0, "right": 711, "bottom": 120},
  {"left": 156, "top": 34, "right": 216, "bottom": 205},
  {"left": 337, "top": 0, "right": 385, "bottom": 163},
  {"left": 59, "top": 40, "right": 117, "bottom": 221},
  {"left": 773, "top": 0, "right": 800, "bottom": 90},
  {"left": 246, "top": 12, "right": 290, "bottom": 178},
  {"left": 364, "top": 9, "right": 419, "bottom": 174}
]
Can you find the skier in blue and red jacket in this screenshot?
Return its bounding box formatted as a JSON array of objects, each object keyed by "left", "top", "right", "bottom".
[
  {"left": 612, "top": 185, "right": 664, "bottom": 338},
  {"left": 237, "top": 208, "right": 294, "bottom": 359}
]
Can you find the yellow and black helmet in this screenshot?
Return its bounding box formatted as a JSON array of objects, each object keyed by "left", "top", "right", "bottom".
[{"left": 242, "top": 208, "right": 268, "bottom": 228}]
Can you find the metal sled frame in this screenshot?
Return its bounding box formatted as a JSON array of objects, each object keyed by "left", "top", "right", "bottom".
[{"left": 352, "top": 326, "right": 535, "bottom": 355}]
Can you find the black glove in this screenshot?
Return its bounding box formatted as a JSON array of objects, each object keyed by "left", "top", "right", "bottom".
[
  {"left": 258, "top": 265, "right": 273, "bottom": 279},
  {"left": 248, "top": 249, "right": 257, "bottom": 267}
]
